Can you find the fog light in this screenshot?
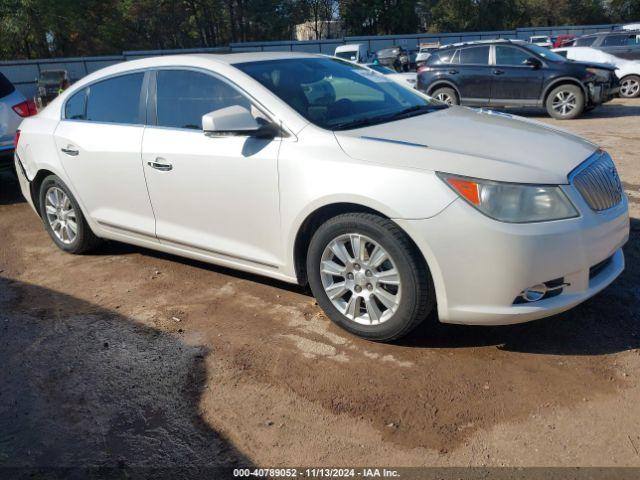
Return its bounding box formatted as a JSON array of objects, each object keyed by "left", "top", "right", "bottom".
[{"left": 522, "top": 284, "right": 547, "bottom": 302}]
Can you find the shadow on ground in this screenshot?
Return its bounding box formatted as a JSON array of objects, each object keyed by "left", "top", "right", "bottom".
[
  {"left": 0, "top": 170, "right": 25, "bottom": 206},
  {"left": 493, "top": 100, "right": 640, "bottom": 120},
  {"left": 0, "top": 277, "right": 252, "bottom": 478}
]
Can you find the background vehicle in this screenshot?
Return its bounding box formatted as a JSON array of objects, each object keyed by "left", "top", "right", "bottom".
[
  {"left": 529, "top": 35, "right": 553, "bottom": 48},
  {"left": 13, "top": 53, "right": 628, "bottom": 342},
  {"left": 622, "top": 23, "right": 640, "bottom": 31},
  {"left": 553, "top": 46, "right": 640, "bottom": 98},
  {"left": 376, "top": 46, "right": 410, "bottom": 72},
  {"left": 553, "top": 34, "right": 576, "bottom": 48},
  {"left": 36, "top": 70, "right": 70, "bottom": 107},
  {"left": 415, "top": 42, "right": 441, "bottom": 68},
  {"left": 574, "top": 31, "right": 640, "bottom": 59},
  {"left": 334, "top": 44, "right": 372, "bottom": 63},
  {"left": 364, "top": 63, "right": 416, "bottom": 87},
  {"left": 418, "top": 39, "right": 618, "bottom": 119},
  {"left": 0, "top": 72, "right": 36, "bottom": 169}
]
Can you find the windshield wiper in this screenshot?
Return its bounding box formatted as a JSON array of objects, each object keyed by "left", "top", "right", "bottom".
[{"left": 331, "top": 104, "right": 446, "bottom": 131}]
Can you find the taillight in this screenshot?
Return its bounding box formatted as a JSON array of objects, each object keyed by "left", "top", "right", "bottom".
[
  {"left": 12, "top": 99, "right": 38, "bottom": 117},
  {"left": 14, "top": 129, "right": 20, "bottom": 148}
]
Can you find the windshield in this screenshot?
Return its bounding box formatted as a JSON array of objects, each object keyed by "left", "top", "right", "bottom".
[
  {"left": 235, "top": 57, "right": 443, "bottom": 130},
  {"left": 526, "top": 44, "right": 567, "bottom": 62},
  {"left": 335, "top": 51, "right": 357, "bottom": 61},
  {"left": 40, "top": 71, "right": 65, "bottom": 82}
]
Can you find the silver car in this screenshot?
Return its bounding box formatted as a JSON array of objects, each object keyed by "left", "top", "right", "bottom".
[{"left": 0, "top": 72, "right": 36, "bottom": 169}]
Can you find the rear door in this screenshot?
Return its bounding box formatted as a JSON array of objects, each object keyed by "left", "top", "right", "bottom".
[
  {"left": 454, "top": 45, "right": 492, "bottom": 104},
  {"left": 54, "top": 72, "right": 157, "bottom": 238},
  {"left": 490, "top": 45, "right": 544, "bottom": 105}
]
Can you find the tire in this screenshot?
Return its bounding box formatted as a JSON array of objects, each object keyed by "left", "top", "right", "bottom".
[
  {"left": 620, "top": 75, "right": 640, "bottom": 98},
  {"left": 306, "top": 213, "right": 435, "bottom": 342},
  {"left": 38, "top": 175, "right": 101, "bottom": 254},
  {"left": 545, "top": 84, "right": 585, "bottom": 120},
  {"left": 431, "top": 87, "right": 459, "bottom": 106}
]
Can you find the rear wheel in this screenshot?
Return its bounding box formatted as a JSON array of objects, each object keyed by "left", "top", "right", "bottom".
[
  {"left": 545, "top": 84, "right": 585, "bottom": 119},
  {"left": 307, "top": 213, "right": 435, "bottom": 342},
  {"left": 431, "top": 87, "right": 458, "bottom": 106},
  {"left": 620, "top": 75, "right": 640, "bottom": 98},
  {"left": 38, "top": 175, "right": 101, "bottom": 254}
]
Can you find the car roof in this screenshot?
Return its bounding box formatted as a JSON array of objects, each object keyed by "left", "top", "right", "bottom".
[{"left": 438, "top": 39, "right": 527, "bottom": 49}]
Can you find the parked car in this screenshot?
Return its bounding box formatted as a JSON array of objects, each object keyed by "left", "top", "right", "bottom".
[
  {"left": 0, "top": 72, "right": 37, "bottom": 170},
  {"left": 622, "top": 24, "right": 640, "bottom": 31},
  {"left": 36, "top": 69, "right": 70, "bottom": 107},
  {"left": 334, "top": 44, "right": 372, "bottom": 64},
  {"left": 553, "top": 34, "right": 576, "bottom": 48},
  {"left": 417, "top": 39, "right": 618, "bottom": 119},
  {"left": 364, "top": 63, "right": 416, "bottom": 87},
  {"left": 553, "top": 46, "right": 640, "bottom": 98},
  {"left": 14, "top": 53, "right": 629, "bottom": 341},
  {"left": 415, "top": 42, "right": 441, "bottom": 68},
  {"left": 574, "top": 31, "right": 640, "bottom": 60},
  {"left": 529, "top": 35, "right": 553, "bottom": 48},
  {"left": 376, "top": 46, "right": 410, "bottom": 72}
]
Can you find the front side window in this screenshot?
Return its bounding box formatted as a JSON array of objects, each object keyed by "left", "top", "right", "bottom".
[
  {"left": 65, "top": 88, "right": 86, "bottom": 120},
  {"left": 495, "top": 46, "right": 531, "bottom": 65},
  {"left": 86, "top": 73, "right": 144, "bottom": 124},
  {"left": 235, "top": 57, "right": 443, "bottom": 131},
  {"left": 459, "top": 46, "right": 490, "bottom": 65},
  {"left": 155, "top": 70, "right": 251, "bottom": 130}
]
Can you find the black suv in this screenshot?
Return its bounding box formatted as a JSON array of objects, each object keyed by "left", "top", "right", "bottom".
[
  {"left": 417, "top": 40, "right": 618, "bottom": 119},
  {"left": 575, "top": 30, "right": 640, "bottom": 60}
]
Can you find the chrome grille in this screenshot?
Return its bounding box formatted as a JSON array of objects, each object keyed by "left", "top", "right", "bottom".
[{"left": 571, "top": 152, "right": 623, "bottom": 211}]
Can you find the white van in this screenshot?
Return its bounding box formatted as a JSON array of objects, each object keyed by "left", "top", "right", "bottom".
[{"left": 334, "top": 44, "right": 371, "bottom": 63}]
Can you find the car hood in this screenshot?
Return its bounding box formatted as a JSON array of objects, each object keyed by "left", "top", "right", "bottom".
[
  {"left": 333, "top": 106, "right": 597, "bottom": 185},
  {"left": 570, "top": 60, "right": 617, "bottom": 71}
]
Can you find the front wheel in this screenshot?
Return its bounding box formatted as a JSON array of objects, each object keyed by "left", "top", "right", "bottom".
[
  {"left": 307, "top": 213, "right": 435, "bottom": 342},
  {"left": 431, "top": 87, "right": 459, "bottom": 106},
  {"left": 620, "top": 75, "right": 640, "bottom": 98},
  {"left": 545, "top": 84, "right": 585, "bottom": 119}
]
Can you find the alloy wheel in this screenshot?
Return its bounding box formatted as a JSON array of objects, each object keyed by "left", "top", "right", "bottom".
[
  {"left": 44, "top": 186, "right": 78, "bottom": 244},
  {"left": 435, "top": 92, "right": 453, "bottom": 105},
  {"left": 551, "top": 90, "right": 577, "bottom": 117},
  {"left": 320, "top": 233, "right": 401, "bottom": 325},
  {"left": 621, "top": 78, "right": 640, "bottom": 98}
]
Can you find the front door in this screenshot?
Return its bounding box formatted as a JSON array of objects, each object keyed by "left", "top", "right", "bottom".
[
  {"left": 490, "top": 45, "right": 544, "bottom": 106},
  {"left": 54, "top": 72, "right": 156, "bottom": 237},
  {"left": 141, "top": 69, "right": 282, "bottom": 268}
]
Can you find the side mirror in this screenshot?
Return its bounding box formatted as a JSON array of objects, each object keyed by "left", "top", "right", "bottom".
[
  {"left": 525, "top": 57, "right": 542, "bottom": 69},
  {"left": 202, "top": 105, "right": 280, "bottom": 138}
]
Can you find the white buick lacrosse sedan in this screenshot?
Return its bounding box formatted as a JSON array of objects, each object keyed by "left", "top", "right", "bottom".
[{"left": 14, "top": 53, "right": 629, "bottom": 341}]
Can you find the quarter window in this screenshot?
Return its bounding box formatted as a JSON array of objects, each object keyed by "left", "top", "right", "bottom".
[
  {"left": 65, "top": 89, "right": 86, "bottom": 120},
  {"left": 86, "top": 73, "right": 144, "bottom": 124},
  {"left": 428, "top": 49, "right": 459, "bottom": 65},
  {"left": 155, "top": 70, "right": 251, "bottom": 129},
  {"left": 495, "top": 46, "right": 531, "bottom": 65},
  {"left": 459, "top": 46, "right": 490, "bottom": 65}
]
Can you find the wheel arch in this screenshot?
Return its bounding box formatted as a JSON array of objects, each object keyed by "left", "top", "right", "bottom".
[
  {"left": 29, "top": 169, "right": 58, "bottom": 216},
  {"left": 425, "top": 80, "right": 460, "bottom": 100},
  {"left": 292, "top": 202, "right": 431, "bottom": 288},
  {"left": 541, "top": 78, "right": 588, "bottom": 104}
]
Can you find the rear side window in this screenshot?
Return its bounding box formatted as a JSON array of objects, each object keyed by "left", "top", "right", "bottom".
[
  {"left": 65, "top": 89, "right": 86, "bottom": 120},
  {"left": 575, "top": 36, "right": 596, "bottom": 47},
  {"left": 459, "top": 46, "right": 490, "bottom": 65},
  {"left": 86, "top": 73, "right": 144, "bottom": 124},
  {"left": 0, "top": 72, "right": 16, "bottom": 98},
  {"left": 155, "top": 70, "right": 251, "bottom": 130}
]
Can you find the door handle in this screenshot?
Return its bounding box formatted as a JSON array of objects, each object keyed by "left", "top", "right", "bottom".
[
  {"left": 61, "top": 146, "right": 79, "bottom": 156},
  {"left": 448, "top": 69, "right": 458, "bottom": 74},
  {"left": 493, "top": 69, "right": 505, "bottom": 75},
  {"left": 147, "top": 157, "right": 173, "bottom": 171}
]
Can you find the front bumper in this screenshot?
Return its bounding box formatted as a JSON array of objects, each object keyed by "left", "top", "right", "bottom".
[
  {"left": 588, "top": 80, "right": 619, "bottom": 105},
  {"left": 397, "top": 187, "right": 629, "bottom": 325}
]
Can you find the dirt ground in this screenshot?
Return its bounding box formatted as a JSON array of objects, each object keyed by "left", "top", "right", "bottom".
[{"left": 1, "top": 98, "right": 640, "bottom": 472}]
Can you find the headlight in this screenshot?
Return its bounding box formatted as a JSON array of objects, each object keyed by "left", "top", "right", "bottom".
[
  {"left": 438, "top": 173, "right": 579, "bottom": 223},
  {"left": 586, "top": 67, "right": 610, "bottom": 82}
]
